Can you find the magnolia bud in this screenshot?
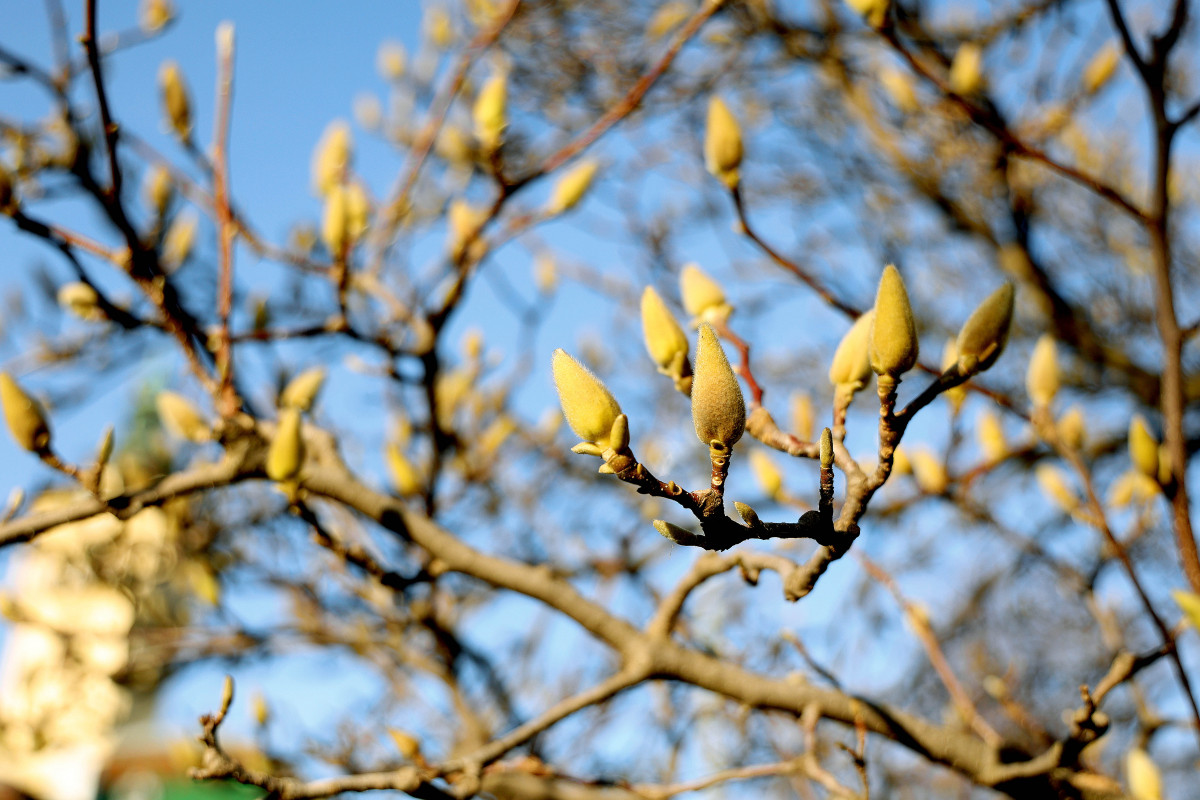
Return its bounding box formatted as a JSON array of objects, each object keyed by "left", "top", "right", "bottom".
[
  {"left": 322, "top": 184, "right": 348, "bottom": 255},
  {"left": 0, "top": 373, "right": 50, "bottom": 453},
  {"left": 546, "top": 160, "right": 598, "bottom": 215},
  {"left": 820, "top": 428, "right": 833, "bottom": 469},
  {"left": 828, "top": 310, "right": 874, "bottom": 390},
  {"left": 977, "top": 408, "right": 1006, "bottom": 462},
  {"left": 473, "top": 73, "right": 507, "bottom": 153},
  {"left": 139, "top": 0, "right": 174, "bottom": 32},
  {"left": 949, "top": 42, "right": 984, "bottom": 95},
  {"left": 911, "top": 448, "right": 947, "bottom": 494},
  {"left": 1173, "top": 590, "right": 1200, "bottom": 630},
  {"left": 1083, "top": 42, "right": 1120, "bottom": 94},
  {"left": 940, "top": 338, "right": 967, "bottom": 413},
  {"left": 1026, "top": 335, "right": 1059, "bottom": 408},
  {"left": 311, "top": 120, "right": 353, "bottom": 197},
  {"left": 158, "top": 61, "right": 192, "bottom": 140},
  {"left": 679, "top": 263, "right": 731, "bottom": 324},
  {"left": 280, "top": 367, "right": 327, "bottom": 411},
  {"left": 1124, "top": 748, "right": 1161, "bottom": 800},
  {"left": 640, "top": 287, "right": 689, "bottom": 371},
  {"left": 57, "top": 282, "right": 101, "bottom": 320},
  {"left": 1037, "top": 464, "right": 1077, "bottom": 513},
  {"left": 266, "top": 408, "right": 304, "bottom": 482},
  {"left": 749, "top": 449, "right": 782, "bottom": 498},
  {"left": 386, "top": 443, "right": 422, "bottom": 496},
  {"left": 377, "top": 41, "right": 407, "bottom": 81},
  {"left": 1128, "top": 415, "right": 1158, "bottom": 479},
  {"left": 552, "top": 349, "right": 623, "bottom": 449},
  {"left": 955, "top": 283, "right": 1014, "bottom": 375},
  {"left": 447, "top": 199, "right": 487, "bottom": 260},
  {"left": 1057, "top": 406, "right": 1086, "bottom": 451},
  {"left": 691, "top": 325, "right": 745, "bottom": 451},
  {"left": 704, "top": 96, "right": 743, "bottom": 189},
  {"left": 143, "top": 164, "right": 174, "bottom": 217},
  {"left": 251, "top": 692, "right": 270, "bottom": 727},
  {"left": 161, "top": 210, "right": 198, "bottom": 273},
  {"left": 653, "top": 519, "right": 697, "bottom": 545},
  {"left": 791, "top": 392, "right": 814, "bottom": 441},
  {"left": 96, "top": 424, "right": 115, "bottom": 469},
  {"left": 156, "top": 391, "right": 210, "bottom": 442},
  {"left": 869, "top": 265, "right": 918, "bottom": 378},
  {"left": 734, "top": 501, "right": 761, "bottom": 527}
]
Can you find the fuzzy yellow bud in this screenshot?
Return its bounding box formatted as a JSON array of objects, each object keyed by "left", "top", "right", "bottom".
[
  {"left": 691, "top": 325, "right": 745, "bottom": 451},
  {"left": 1057, "top": 406, "right": 1086, "bottom": 451},
  {"left": 977, "top": 408, "right": 1006, "bottom": 463},
  {"left": 388, "top": 729, "right": 422, "bottom": 760},
  {"left": 1125, "top": 748, "right": 1162, "bottom": 800},
  {"left": 704, "top": 96, "right": 743, "bottom": 189},
  {"left": 473, "top": 73, "right": 508, "bottom": 153},
  {"left": 892, "top": 445, "right": 911, "bottom": 476},
  {"left": 1037, "top": 464, "right": 1078, "bottom": 513},
  {"left": 57, "top": 282, "right": 102, "bottom": 320},
  {"left": 534, "top": 255, "right": 557, "bottom": 294},
  {"left": 955, "top": 283, "right": 1014, "bottom": 376},
  {"left": 1128, "top": 415, "right": 1159, "bottom": 479},
  {"left": 679, "top": 263, "right": 732, "bottom": 325},
  {"left": 1108, "top": 470, "right": 1160, "bottom": 507},
  {"left": 1083, "top": 42, "right": 1121, "bottom": 94},
  {"left": 1026, "top": 334, "right": 1059, "bottom": 408},
  {"left": 869, "top": 265, "right": 918, "bottom": 378},
  {"left": 161, "top": 209, "right": 198, "bottom": 273},
  {"left": 280, "top": 367, "right": 327, "bottom": 412},
  {"left": 949, "top": 43, "right": 984, "bottom": 95},
  {"left": 653, "top": 519, "right": 697, "bottom": 545},
  {"left": 1173, "top": 590, "right": 1200, "bottom": 630},
  {"left": 940, "top": 338, "right": 967, "bottom": 413},
  {"left": 640, "top": 287, "right": 689, "bottom": 371},
  {"left": 0, "top": 373, "right": 50, "bottom": 453},
  {"left": 829, "top": 311, "right": 874, "bottom": 391},
  {"left": 266, "top": 408, "right": 304, "bottom": 482},
  {"left": 143, "top": 164, "right": 173, "bottom": 217},
  {"left": 791, "top": 392, "right": 814, "bottom": 442},
  {"left": 552, "top": 349, "right": 623, "bottom": 450},
  {"left": 322, "top": 182, "right": 370, "bottom": 255},
  {"left": 447, "top": 199, "right": 487, "bottom": 261},
  {"left": 386, "top": 443, "right": 423, "bottom": 496},
  {"left": 311, "top": 120, "right": 353, "bottom": 197},
  {"left": 377, "top": 41, "right": 407, "bottom": 80},
  {"left": 911, "top": 448, "right": 947, "bottom": 494},
  {"left": 749, "top": 450, "right": 783, "bottom": 498},
  {"left": 820, "top": 428, "right": 833, "bottom": 469},
  {"left": 158, "top": 61, "right": 192, "bottom": 140},
  {"left": 140, "top": 0, "right": 174, "bottom": 31},
  {"left": 845, "top": 0, "right": 889, "bottom": 25},
  {"left": 880, "top": 66, "right": 917, "bottom": 112},
  {"left": 156, "top": 391, "right": 210, "bottom": 442},
  {"left": 546, "top": 160, "right": 598, "bottom": 215}
]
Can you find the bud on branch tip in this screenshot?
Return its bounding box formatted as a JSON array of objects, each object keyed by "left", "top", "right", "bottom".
[{"left": 552, "top": 349, "right": 623, "bottom": 451}]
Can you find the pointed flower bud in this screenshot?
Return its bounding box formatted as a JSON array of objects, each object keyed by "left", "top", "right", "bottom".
[
  {"left": 829, "top": 310, "right": 874, "bottom": 390},
  {"left": 869, "top": 265, "right": 918, "bottom": 378},
  {"left": 691, "top": 325, "right": 745, "bottom": 451},
  {"left": 749, "top": 450, "right": 782, "bottom": 498},
  {"left": 311, "top": 120, "right": 353, "bottom": 197},
  {"left": 156, "top": 391, "right": 210, "bottom": 442},
  {"left": 641, "top": 287, "right": 689, "bottom": 371},
  {"left": 266, "top": 408, "right": 304, "bottom": 482},
  {"left": 280, "top": 367, "right": 327, "bottom": 412},
  {"left": 705, "top": 96, "right": 743, "bottom": 189},
  {"left": 1173, "top": 590, "right": 1200, "bottom": 630},
  {"left": 158, "top": 61, "right": 192, "bottom": 140},
  {"left": 386, "top": 443, "right": 423, "bottom": 496},
  {"left": 1128, "top": 414, "right": 1159, "bottom": 479},
  {"left": 956, "top": 283, "right": 1014, "bottom": 375},
  {"left": 911, "top": 448, "right": 947, "bottom": 494},
  {"left": 1037, "top": 464, "right": 1078, "bottom": 513},
  {"left": 0, "top": 373, "right": 50, "bottom": 453},
  {"left": 161, "top": 209, "right": 198, "bottom": 273},
  {"left": 1057, "top": 406, "right": 1086, "bottom": 451},
  {"left": 1124, "top": 748, "right": 1161, "bottom": 800},
  {"left": 546, "top": 160, "right": 598, "bottom": 215},
  {"left": 653, "top": 519, "right": 699, "bottom": 545},
  {"left": 58, "top": 282, "right": 102, "bottom": 321},
  {"left": 977, "top": 408, "right": 1006, "bottom": 463},
  {"left": 140, "top": 0, "right": 174, "bottom": 32},
  {"left": 1026, "top": 334, "right": 1059, "bottom": 408},
  {"left": 473, "top": 73, "right": 507, "bottom": 153},
  {"left": 679, "top": 263, "right": 732, "bottom": 325},
  {"left": 552, "top": 349, "right": 623, "bottom": 450},
  {"left": 949, "top": 42, "right": 984, "bottom": 95},
  {"left": 1083, "top": 42, "right": 1120, "bottom": 94},
  {"left": 143, "top": 164, "right": 174, "bottom": 217}
]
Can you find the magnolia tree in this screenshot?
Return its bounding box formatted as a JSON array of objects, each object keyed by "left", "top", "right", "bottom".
[{"left": 0, "top": 0, "right": 1199, "bottom": 798}]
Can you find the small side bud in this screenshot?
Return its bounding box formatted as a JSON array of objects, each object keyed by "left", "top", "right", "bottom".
[
  {"left": 571, "top": 442, "right": 604, "bottom": 457},
  {"left": 266, "top": 408, "right": 304, "bottom": 482},
  {"left": 734, "top": 501, "right": 761, "bottom": 528},
  {"left": 609, "top": 414, "right": 630, "bottom": 452},
  {"left": 820, "top": 428, "right": 833, "bottom": 469},
  {"left": 386, "top": 443, "right": 423, "bottom": 496},
  {"left": 869, "top": 265, "right": 919, "bottom": 378},
  {"left": 546, "top": 160, "right": 598, "bottom": 215},
  {"left": 704, "top": 96, "right": 743, "bottom": 189},
  {"left": 280, "top": 367, "right": 327, "bottom": 412},
  {"left": 653, "top": 519, "right": 698, "bottom": 545},
  {"left": 1128, "top": 415, "right": 1159, "bottom": 479},
  {"left": 158, "top": 61, "right": 192, "bottom": 140},
  {"left": 96, "top": 424, "right": 115, "bottom": 469},
  {"left": 955, "top": 283, "right": 1014, "bottom": 376},
  {"left": 0, "top": 373, "right": 51, "bottom": 453},
  {"left": 691, "top": 325, "right": 745, "bottom": 451},
  {"left": 552, "top": 349, "right": 623, "bottom": 449},
  {"left": 156, "top": 391, "right": 210, "bottom": 442},
  {"left": 1026, "top": 334, "right": 1059, "bottom": 408}
]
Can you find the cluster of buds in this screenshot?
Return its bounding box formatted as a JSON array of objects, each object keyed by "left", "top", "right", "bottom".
[{"left": 311, "top": 121, "right": 370, "bottom": 257}]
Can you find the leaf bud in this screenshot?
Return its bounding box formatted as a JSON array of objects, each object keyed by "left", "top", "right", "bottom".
[
  {"left": 552, "top": 349, "right": 623, "bottom": 450},
  {"left": 653, "top": 519, "right": 699, "bottom": 545},
  {"left": 734, "top": 501, "right": 761, "bottom": 528},
  {"left": 1026, "top": 334, "right": 1059, "bottom": 408},
  {"left": 955, "top": 283, "right": 1014, "bottom": 375},
  {"left": 96, "top": 424, "right": 115, "bottom": 469},
  {"left": 280, "top": 367, "right": 327, "bottom": 412},
  {"left": 828, "top": 310, "right": 874, "bottom": 391},
  {"left": 940, "top": 338, "right": 966, "bottom": 413},
  {"left": 704, "top": 96, "right": 743, "bottom": 189},
  {"left": 640, "top": 287, "right": 689, "bottom": 372},
  {"left": 473, "top": 73, "right": 507, "bottom": 153},
  {"left": 691, "top": 325, "right": 745, "bottom": 451},
  {"left": 679, "top": 263, "right": 732, "bottom": 325},
  {"left": 311, "top": 120, "right": 353, "bottom": 197},
  {"left": 820, "top": 428, "right": 833, "bottom": 469},
  {"left": 1128, "top": 414, "right": 1159, "bottom": 479},
  {"left": 608, "top": 413, "right": 630, "bottom": 453},
  {"left": 546, "top": 160, "right": 598, "bottom": 215},
  {"left": 156, "top": 391, "right": 210, "bottom": 442},
  {"left": 158, "top": 60, "right": 192, "bottom": 140},
  {"left": 869, "top": 265, "right": 918, "bottom": 378},
  {"left": 266, "top": 407, "right": 304, "bottom": 482},
  {"left": 0, "top": 373, "right": 50, "bottom": 453}
]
